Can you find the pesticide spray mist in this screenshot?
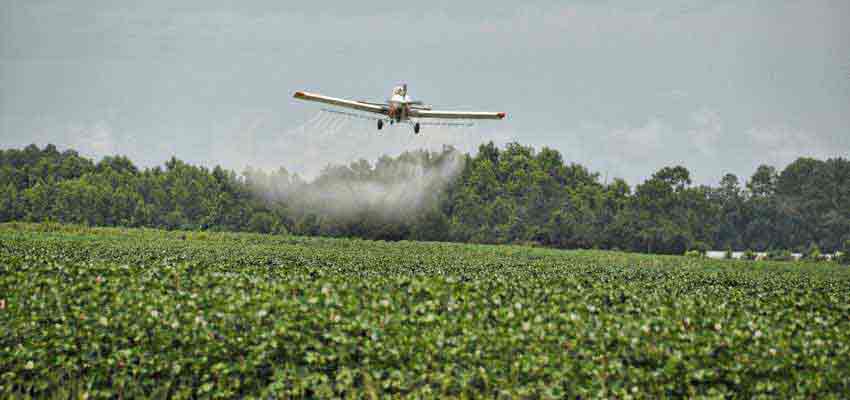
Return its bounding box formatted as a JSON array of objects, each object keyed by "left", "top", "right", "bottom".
[
  {"left": 247, "top": 147, "right": 464, "bottom": 222},
  {"left": 235, "top": 111, "right": 510, "bottom": 223}
]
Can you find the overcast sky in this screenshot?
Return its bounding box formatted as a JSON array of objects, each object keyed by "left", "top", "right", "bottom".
[{"left": 1, "top": 0, "right": 848, "bottom": 184}]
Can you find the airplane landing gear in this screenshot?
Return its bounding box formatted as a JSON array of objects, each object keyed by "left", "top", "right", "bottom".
[
  {"left": 377, "top": 120, "right": 383, "bottom": 130},
  {"left": 414, "top": 123, "right": 420, "bottom": 134}
]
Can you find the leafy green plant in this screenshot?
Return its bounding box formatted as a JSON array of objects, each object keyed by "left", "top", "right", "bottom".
[{"left": 1, "top": 223, "right": 849, "bottom": 398}]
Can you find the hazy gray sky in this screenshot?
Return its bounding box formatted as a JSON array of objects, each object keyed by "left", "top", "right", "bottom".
[{"left": 2, "top": 0, "right": 848, "bottom": 184}]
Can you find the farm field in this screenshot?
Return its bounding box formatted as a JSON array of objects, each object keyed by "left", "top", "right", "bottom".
[{"left": 1, "top": 223, "right": 849, "bottom": 398}]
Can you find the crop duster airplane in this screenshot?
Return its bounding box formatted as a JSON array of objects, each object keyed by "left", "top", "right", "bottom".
[{"left": 293, "top": 84, "right": 506, "bottom": 134}]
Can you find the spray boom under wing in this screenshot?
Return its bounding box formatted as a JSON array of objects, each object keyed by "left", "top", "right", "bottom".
[{"left": 294, "top": 85, "right": 505, "bottom": 134}]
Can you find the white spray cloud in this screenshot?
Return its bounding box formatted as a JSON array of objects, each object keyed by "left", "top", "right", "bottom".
[
  {"left": 247, "top": 146, "right": 465, "bottom": 222},
  {"left": 210, "top": 109, "right": 511, "bottom": 178},
  {"left": 235, "top": 111, "right": 511, "bottom": 221}
]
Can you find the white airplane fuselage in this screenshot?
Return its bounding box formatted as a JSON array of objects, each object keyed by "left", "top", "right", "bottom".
[
  {"left": 386, "top": 84, "right": 415, "bottom": 122},
  {"left": 292, "top": 83, "right": 504, "bottom": 134}
]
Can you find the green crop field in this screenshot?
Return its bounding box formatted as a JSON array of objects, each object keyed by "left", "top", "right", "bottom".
[{"left": 1, "top": 223, "right": 849, "bottom": 399}]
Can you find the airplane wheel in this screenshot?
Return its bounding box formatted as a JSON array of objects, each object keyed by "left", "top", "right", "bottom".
[
  {"left": 377, "top": 120, "right": 383, "bottom": 130},
  {"left": 414, "top": 123, "right": 420, "bottom": 134}
]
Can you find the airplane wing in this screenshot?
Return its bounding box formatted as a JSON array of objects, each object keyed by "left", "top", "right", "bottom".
[
  {"left": 410, "top": 110, "right": 506, "bottom": 120},
  {"left": 293, "top": 91, "right": 387, "bottom": 115}
]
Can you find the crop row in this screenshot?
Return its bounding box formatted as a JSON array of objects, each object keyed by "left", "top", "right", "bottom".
[{"left": 1, "top": 223, "right": 849, "bottom": 398}]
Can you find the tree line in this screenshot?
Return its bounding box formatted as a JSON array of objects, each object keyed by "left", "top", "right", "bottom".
[{"left": 1, "top": 143, "right": 848, "bottom": 257}]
